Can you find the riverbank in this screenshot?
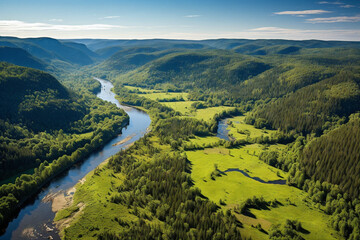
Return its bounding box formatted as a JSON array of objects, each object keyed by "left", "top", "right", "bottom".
[{"left": 0, "top": 79, "right": 151, "bottom": 240}]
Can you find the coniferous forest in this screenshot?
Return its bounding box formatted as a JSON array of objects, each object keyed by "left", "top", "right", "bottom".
[{"left": 0, "top": 36, "right": 359, "bottom": 240}]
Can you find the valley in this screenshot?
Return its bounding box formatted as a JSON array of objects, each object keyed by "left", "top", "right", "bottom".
[{"left": 0, "top": 37, "right": 359, "bottom": 240}]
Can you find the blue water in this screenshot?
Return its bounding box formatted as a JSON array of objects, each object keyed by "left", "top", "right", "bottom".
[
  {"left": 0, "top": 78, "right": 151, "bottom": 240},
  {"left": 217, "top": 118, "right": 230, "bottom": 141}
]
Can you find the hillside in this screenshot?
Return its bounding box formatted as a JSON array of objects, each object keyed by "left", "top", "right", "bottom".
[
  {"left": 115, "top": 50, "right": 271, "bottom": 89},
  {"left": 0, "top": 46, "right": 47, "bottom": 70},
  {"left": 0, "top": 63, "right": 130, "bottom": 230},
  {"left": 95, "top": 47, "right": 175, "bottom": 73},
  {"left": 0, "top": 37, "right": 98, "bottom": 69},
  {"left": 0, "top": 62, "right": 85, "bottom": 132},
  {"left": 101, "top": 45, "right": 360, "bottom": 204},
  {"left": 301, "top": 117, "right": 360, "bottom": 198},
  {"left": 253, "top": 71, "right": 360, "bottom": 134},
  {"left": 107, "top": 47, "right": 360, "bottom": 135},
  {"left": 72, "top": 38, "right": 360, "bottom": 52}
]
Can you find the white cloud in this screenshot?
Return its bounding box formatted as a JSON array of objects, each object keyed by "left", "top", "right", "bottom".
[
  {"left": 102, "top": 16, "right": 121, "bottom": 19},
  {"left": 157, "top": 27, "right": 360, "bottom": 41},
  {"left": 0, "top": 21, "right": 359, "bottom": 41},
  {"left": 318, "top": 1, "right": 344, "bottom": 4},
  {"left": 307, "top": 15, "right": 360, "bottom": 23},
  {"left": 48, "top": 19, "right": 63, "bottom": 22},
  {"left": 0, "top": 20, "right": 128, "bottom": 31},
  {"left": 184, "top": 15, "right": 201, "bottom": 18},
  {"left": 245, "top": 26, "right": 360, "bottom": 40},
  {"left": 274, "top": 10, "right": 331, "bottom": 15},
  {"left": 340, "top": 4, "right": 355, "bottom": 8}
]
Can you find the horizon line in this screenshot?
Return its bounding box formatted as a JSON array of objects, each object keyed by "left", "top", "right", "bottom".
[{"left": 1, "top": 35, "right": 360, "bottom": 42}]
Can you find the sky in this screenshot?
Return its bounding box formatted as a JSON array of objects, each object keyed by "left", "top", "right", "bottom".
[{"left": 0, "top": 0, "right": 360, "bottom": 40}]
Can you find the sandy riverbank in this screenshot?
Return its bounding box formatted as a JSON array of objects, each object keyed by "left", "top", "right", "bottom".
[{"left": 112, "top": 134, "right": 134, "bottom": 146}]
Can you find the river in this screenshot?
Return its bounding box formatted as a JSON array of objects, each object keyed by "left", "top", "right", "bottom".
[
  {"left": 0, "top": 78, "right": 151, "bottom": 240},
  {"left": 217, "top": 118, "right": 231, "bottom": 141}
]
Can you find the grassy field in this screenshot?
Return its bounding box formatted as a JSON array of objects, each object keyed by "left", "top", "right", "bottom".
[
  {"left": 182, "top": 114, "right": 341, "bottom": 239},
  {"left": 55, "top": 136, "right": 169, "bottom": 239},
  {"left": 227, "top": 115, "right": 277, "bottom": 140},
  {"left": 185, "top": 136, "right": 222, "bottom": 146},
  {"left": 186, "top": 144, "right": 340, "bottom": 240},
  {"left": 124, "top": 85, "right": 156, "bottom": 93},
  {"left": 124, "top": 86, "right": 235, "bottom": 122},
  {"left": 162, "top": 101, "right": 197, "bottom": 115},
  {"left": 194, "top": 106, "right": 235, "bottom": 122},
  {"left": 140, "top": 92, "right": 188, "bottom": 101},
  {"left": 125, "top": 85, "right": 188, "bottom": 100},
  {"left": 163, "top": 101, "right": 234, "bottom": 122},
  {"left": 55, "top": 166, "right": 131, "bottom": 239}
]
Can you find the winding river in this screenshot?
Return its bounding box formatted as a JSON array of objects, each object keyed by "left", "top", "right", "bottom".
[{"left": 0, "top": 78, "right": 151, "bottom": 240}]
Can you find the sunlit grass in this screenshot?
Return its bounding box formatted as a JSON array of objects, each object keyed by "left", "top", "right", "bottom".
[
  {"left": 186, "top": 142, "right": 339, "bottom": 240},
  {"left": 226, "top": 115, "right": 277, "bottom": 140}
]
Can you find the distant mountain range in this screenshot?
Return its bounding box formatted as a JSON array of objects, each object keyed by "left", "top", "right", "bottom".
[{"left": 1, "top": 36, "right": 359, "bottom": 73}]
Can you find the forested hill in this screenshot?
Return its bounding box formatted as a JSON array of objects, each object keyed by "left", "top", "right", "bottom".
[
  {"left": 301, "top": 116, "right": 360, "bottom": 198},
  {"left": 86, "top": 40, "right": 360, "bottom": 200},
  {"left": 105, "top": 47, "right": 360, "bottom": 136},
  {"left": 113, "top": 50, "right": 271, "bottom": 89},
  {"left": 0, "top": 37, "right": 96, "bottom": 66},
  {"left": 0, "top": 37, "right": 102, "bottom": 75},
  {"left": 70, "top": 38, "right": 360, "bottom": 52},
  {"left": 0, "top": 62, "right": 130, "bottom": 228},
  {"left": 0, "top": 47, "right": 47, "bottom": 70},
  {"left": 0, "top": 62, "right": 85, "bottom": 132}
]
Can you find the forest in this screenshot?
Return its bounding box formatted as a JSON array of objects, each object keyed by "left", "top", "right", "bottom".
[
  {"left": 0, "top": 62, "right": 129, "bottom": 229},
  {"left": 0, "top": 37, "right": 360, "bottom": 239}
]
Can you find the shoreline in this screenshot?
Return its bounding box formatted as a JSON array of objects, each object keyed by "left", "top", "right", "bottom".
[{"left": 112, "top": 134, "right": 134, "bottom": 146}]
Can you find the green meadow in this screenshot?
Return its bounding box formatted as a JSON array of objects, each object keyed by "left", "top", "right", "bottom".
[
  {"left": 124, "top": 86, "right": 189, "bottom": 101},
  {"left": 54, "top": 167, "right": 131, "bottom": 239},
  {"left": 186, "top": 144, "right": 339, "bottom": 240},
  {"left": 227, "top": 115, "right": 277, "bottom": 140},
  {"left": 184, "top": 115, "right": 341, "bottom": 240},
  {"left": 124, "top": 86, "right": 235, "bottom": 122},
  {"left": 163, "top": 101, "right": 235, "bottom": 122}
]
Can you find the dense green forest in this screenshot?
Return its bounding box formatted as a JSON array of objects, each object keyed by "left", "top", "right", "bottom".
[
  {"left": 0, "top": 62, "right": 129, "bottom": 229},
  {"left": 1, "top": 37, "right": 360, "bottom": 239},
  {"left": 0, "top": 46, "right": 47, "bottom": 70},
  {"left": 301, "top": 116, "right": 360, "bottom": 198}
]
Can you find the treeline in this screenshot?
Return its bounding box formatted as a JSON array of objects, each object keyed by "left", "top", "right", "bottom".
[
  {"left": 261, "top": 133, "right": 360, "bottom": 239},
  {"left": 101, "top": 117, "right": 243, "bottom": 239},
  {"left": 253, "top": 71, "right": 360, "bottom": 135},
  {"left": 301, "top": 117, "right": 360, "bottom": 198},
  {"left": 289, "top": 167, "right": 360, "bottom": 239}
]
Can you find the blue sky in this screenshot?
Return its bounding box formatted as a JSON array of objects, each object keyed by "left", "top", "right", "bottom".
[{"left": 0, "top": 0, "right": 359, "bottom": 40}]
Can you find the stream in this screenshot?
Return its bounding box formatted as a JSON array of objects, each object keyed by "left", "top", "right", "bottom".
[
  {"left": 0, "top": 78, "right": 151, "bottom": 240},
  {"left": 224, "top": 168, "right": 286, "bottom": 185},
  {"left": 216, "top": 120, "right": 285, "bottom": 185}
]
